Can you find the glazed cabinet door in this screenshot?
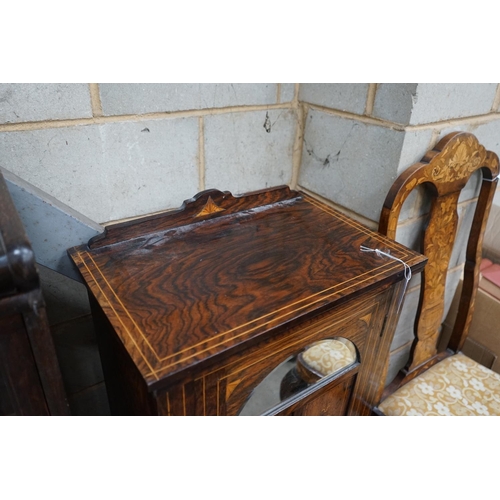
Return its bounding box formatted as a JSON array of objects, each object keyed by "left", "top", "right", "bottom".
[{"left": 156, "top": 285, "right": 396, "bottom": 416}]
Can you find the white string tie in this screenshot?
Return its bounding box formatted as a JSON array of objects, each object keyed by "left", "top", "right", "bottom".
[
  {"left": 360, "top": 245, "right": 412, "bottom": 312},
  {"left": 360, "top": 245, "right": 412, "bottom": 281}
]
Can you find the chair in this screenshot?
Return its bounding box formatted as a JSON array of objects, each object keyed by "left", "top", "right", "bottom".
[
  {"left": 376, "top": 132, "right": 500, "bottom": 416},
  {"left": 0, "top": 169, "right": 69, "bottom": 415}
]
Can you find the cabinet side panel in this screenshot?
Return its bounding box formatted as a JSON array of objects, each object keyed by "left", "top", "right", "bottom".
[{"left": 89, "top": 295, "right": 156, "bottom": 416}]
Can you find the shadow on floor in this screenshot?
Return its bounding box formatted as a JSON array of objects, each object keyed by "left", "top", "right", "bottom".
[{"left": 40, "top": 264, "right": 110, "bottom": 416}]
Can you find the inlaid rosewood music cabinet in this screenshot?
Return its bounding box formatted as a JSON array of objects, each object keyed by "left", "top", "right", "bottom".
[{"left": 68, "top": 187, "right": 426, "bottom": 416}]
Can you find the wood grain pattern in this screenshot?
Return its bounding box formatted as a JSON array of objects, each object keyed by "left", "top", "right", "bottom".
[
  {"left": 278, "top": 376, "right": 356, "bottom": 416},
  {"left": 378, "top": 132, "right": 499, "bottom": 391},
  {"left": 157, "top": 285, "right": 395, "bottom": 416},
  {"left": 70, "top": 186, "right": 426, "bottom": 415},
  {"left": 410, "top": 192, "right": 460, "bottom": 368},
  {"left": 69, "top": 187, "right": 425, "bottom": 392},
  {"left": 88, "top": 186, "right": 299, "bottom": 249},
  {"left": 219, "top": 287, "right": 384, "bottom": 416}
]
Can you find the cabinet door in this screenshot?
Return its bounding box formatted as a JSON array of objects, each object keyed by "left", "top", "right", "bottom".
[
  {"left": 277, "top": 374, "right": 356, "bottom": 416},
  {"left": 158, "top": 286, "right": 396, "bottom": 416},
  {"left": 236, "top": 338, "right": 360, "bottom": 417}
]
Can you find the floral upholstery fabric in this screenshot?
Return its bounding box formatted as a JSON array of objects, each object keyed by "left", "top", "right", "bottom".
[
  {"left": 301, "top": 338, "right": 356, "bottom": 377},
  {"left": 379, "top": 353, "right": 500, "bottom": 416}
]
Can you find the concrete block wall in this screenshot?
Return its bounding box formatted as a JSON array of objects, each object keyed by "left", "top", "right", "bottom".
[
  {"left": 0, "top": 83, "right": 298, "bottom": 223},
  {"left": 0, "top": 83, "right": 299, "bottom": 414},
  {"left": 295, "top": 83, "right": 500, "bottom": 383},
  {"left": 2, "top": 83, "right": 500, "bottom": 410}
]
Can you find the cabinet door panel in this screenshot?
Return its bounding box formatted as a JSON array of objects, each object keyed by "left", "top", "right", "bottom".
[{"left": 278, "top": 375, "right": 356, "bottom": 416}]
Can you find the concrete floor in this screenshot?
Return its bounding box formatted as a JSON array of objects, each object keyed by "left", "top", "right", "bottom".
[{"left": 39, "top": 264, "right": 110, "bottom": 416}]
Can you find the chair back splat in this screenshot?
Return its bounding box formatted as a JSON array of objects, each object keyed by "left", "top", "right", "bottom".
[{"left": 379, "top": 132, "right": 499, "bottom": 394}]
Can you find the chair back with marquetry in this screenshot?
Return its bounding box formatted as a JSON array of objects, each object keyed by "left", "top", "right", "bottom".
[{"left": 379, "top": 132, "right": 499, "bottom": 392}]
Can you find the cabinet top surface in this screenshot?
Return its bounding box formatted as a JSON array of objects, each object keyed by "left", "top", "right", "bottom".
[{"left": 69, "top": 186, "right": 425, "bottom": 387}]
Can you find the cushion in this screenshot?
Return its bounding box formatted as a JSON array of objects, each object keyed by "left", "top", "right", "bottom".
[
  {"left": 300, "top": 338, "right": 356, "bottom": 377},
  {"left": 378, "top": 353, "right": 500, "bottom": 416}
]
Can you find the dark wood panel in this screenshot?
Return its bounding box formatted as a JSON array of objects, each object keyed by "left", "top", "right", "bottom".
[
  {"left": 221, "top": 288, "right": 384, "bottom": 416},
  {"left": 0, "top": 314, "right": 49, "bottom": 416},
  {"left": 157, "top": 285, "right": 399, "bottom": 416},
  {"left": 0, "top": 168, "right": 69, "bottom": 416},
  {"left": 70, "top": 186, "right": 426, "bottom": 416},
  {"left": 89, "top": 295, "right": 156, "bottom": 416},
  {"left": 69, "top": 187, "right": 425, "bottom": 391},
  {"left": 88, "top": 186, "right": 301, "bottom": 249},
  {"left": 278, "top": 375, "right": 356, "bottom": 416}
]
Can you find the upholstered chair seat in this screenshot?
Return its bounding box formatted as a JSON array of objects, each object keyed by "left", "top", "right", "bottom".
[
  {"left": 280, "top": 338, "right": 357, "bottom": 400},
  {"left": 378, "top": 353, "right": 500, "bottom": 416},
  {"left": 298, "top": 338, "right": 357, "bottom": 381}
]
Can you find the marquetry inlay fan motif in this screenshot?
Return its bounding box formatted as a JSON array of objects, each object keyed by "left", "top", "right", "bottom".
[{"left": 195, "top": 197, "right": 225, "bottom": 217}]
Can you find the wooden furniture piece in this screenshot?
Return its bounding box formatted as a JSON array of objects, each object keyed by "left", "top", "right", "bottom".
[
  {"left": 69, "top": 186, "right": 425, "bottom": 416},
  {"left": 377, "top": 132, "right": 500, "bottom": 416},
  {"left": 0, "top": 170, "right": 69, "bottom": 416}
]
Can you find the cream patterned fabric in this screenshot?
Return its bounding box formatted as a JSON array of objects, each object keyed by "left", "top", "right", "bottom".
[
  {"left": 379, "top": 353, "right": 500, "bottom": 416},
  {"left": 301, "top": 338, "right": 356, "bottom": 377}
]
